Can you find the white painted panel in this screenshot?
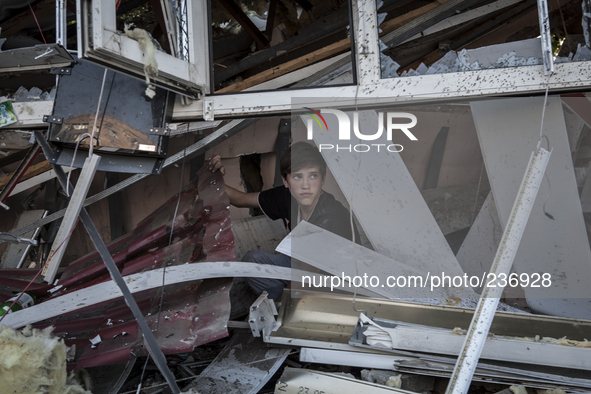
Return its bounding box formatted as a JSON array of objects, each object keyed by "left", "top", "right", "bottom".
[
  {"left": 471, "top": 97, "right": 591, "bottom": 318},
  {"left": 279, "top": 220, "right": 475, "bottom": 300},
  {"left": 309, "top": 109, "right": 464, "bottom": 277}
]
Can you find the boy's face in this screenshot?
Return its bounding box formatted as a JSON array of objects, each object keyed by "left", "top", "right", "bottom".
[{"left": 283, "top": 165, "right": 324, "bottom": 209}]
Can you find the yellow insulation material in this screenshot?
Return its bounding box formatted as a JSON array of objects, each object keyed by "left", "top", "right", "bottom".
[{"left": 0, "top": 325, "right": 92, "bottom": 394}]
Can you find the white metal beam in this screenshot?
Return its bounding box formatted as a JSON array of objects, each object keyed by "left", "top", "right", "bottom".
[
  {"left": 356, "top": 312, "right": 591, "bottom": 371},
  {"left": 42, "top": 154, "right": 101, "bottom": 284},
  {"left": 300, "top": 347, "right": 415, "bottom": 370},
  {"left": 1, "top": 262, "right": 320, "bottom": 329},
  {"left": 352, "top": 0, "right": 381, "bottom": 85},
  {"left": 173, "top": 62, "right": 591, "bottom": 120},
  {"left": 446, "top": 147, "right": 551, "bottom": 394}
]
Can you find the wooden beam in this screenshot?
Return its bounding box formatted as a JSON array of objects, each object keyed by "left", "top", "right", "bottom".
[
  {"left": 217, "top": 39, "right": 350, "bottom": 92},
  {"left": 398, "top": 0, "right": 536, "bottom": 73},
  {"left": 217, "top": 0, "right": 453, "bottom": 92},
  {"left": 380, "top": 0, "right": 448, "bottom": 33},
  {"left": 0, "top": 0, "right": 55, "bottom": 38},
  {"left": 214, "top": 5, "right": 350, "bottom": 83},
  {"left": 0, "top": 160, "right": 52, "bottom": 190}
]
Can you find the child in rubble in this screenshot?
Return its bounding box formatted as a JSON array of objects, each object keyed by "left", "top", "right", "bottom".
[{"left": 208, "top": 141, "right": 357, "bottom": 299}]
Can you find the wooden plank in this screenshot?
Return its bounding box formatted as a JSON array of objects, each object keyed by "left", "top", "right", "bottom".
[
  {"left": 9, "top": 165, "right": 73, "bottom": 197},
  {"left": 0, "top": 160, "right": 52, "bottom": 189},
  {"left": 380, "top": 0, "right": 448, "bottom": 33},
  {"left": 218, "top": 2, "right": 450, "bottom": 92},
  {"left": 244, "top": 53, "right": 350, "bottom": 91},
  {"left": 232, "top": 215, "right": 286, "bottom": 260},
  {"left": 217, "top": 39, "right": 350, "bottom": 93}
]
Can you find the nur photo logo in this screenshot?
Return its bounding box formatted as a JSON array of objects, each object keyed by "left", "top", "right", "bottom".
[{"left": 303, "top": 108, "right": 418, "bottom": 153}]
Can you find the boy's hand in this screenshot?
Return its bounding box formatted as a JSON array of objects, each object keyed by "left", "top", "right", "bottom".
[{"left": 208, "top": 155, "right": 226, "bottom": 175}]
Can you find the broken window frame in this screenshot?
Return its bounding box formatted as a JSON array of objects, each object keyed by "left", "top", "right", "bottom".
[
  {"left": 76, "top": 0, "right": 210, "bottom": 98},
  {"left": 172, "top": 0, "right": 591, "bottom": 121}
]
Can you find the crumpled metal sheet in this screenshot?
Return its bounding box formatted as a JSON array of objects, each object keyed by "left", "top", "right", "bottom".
[
  {"left": 24, "top": 168, "right": 235, "bottom": 369},
  {"left": 183, "top": 330, "right": 291, "bottom": 394}
]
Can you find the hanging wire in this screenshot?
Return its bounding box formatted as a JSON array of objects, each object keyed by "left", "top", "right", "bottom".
[
  {"left": 536, "top": 75, "right": 554, "bottom": 220},
  {"left": 136, "top": 126, "right": 189, "bottom": 393},
  {"left": 26, "top": 0, "right": 47, "bottom": 44},
  {"left": 89, "top": 69, "right": 109, "bottom": 158},
  {"left": 156, "top": 127, "right": 189, "bottom": 330}
]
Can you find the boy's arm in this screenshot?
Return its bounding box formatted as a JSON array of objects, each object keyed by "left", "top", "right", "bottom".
[
  {"left": 225, "top": 185, "right": 259, "bottom": 208},
  {"left": 209, "top": 155, "right": 260, "bottom": 208}
]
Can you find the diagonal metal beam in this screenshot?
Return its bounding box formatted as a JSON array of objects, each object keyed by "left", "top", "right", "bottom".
[
  {"left": 217, "top": 0, "right": 269, "bottom": 50},
  {"left": 33, "top": 131, "right": 181, "bottom": 394}
]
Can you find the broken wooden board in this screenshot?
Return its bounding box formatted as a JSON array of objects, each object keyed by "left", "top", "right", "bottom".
[
  {"left": 232, "top": 215, "right": 287, "bottom": 260},
  {"left": 0, "top": 160, "right": 52, "bottom": 189}
]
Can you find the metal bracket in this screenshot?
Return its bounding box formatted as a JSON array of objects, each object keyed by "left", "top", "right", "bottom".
[
  {"left": 50, "top": 67, "right": 72, "bottom": 75},
  {"left": 0, "top": 232, "right": 38, "bottom": 246},
  {"left": 203, "top": 100, "right": 214, "bottom": 121},
  {"left": 43, "top": 115, "right": 63, "bottom": 124},
  {"left": 248, "top": 291, "right": 281, "bottom": 339},
  {"left": 149, "top": 127, "right": 170, "bottom": 136}
]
